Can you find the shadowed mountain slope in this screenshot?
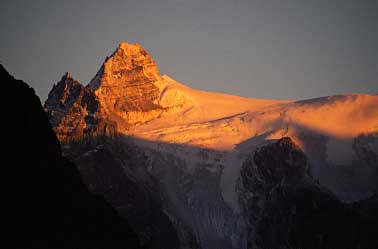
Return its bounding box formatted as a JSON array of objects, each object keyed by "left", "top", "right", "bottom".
[{"left": 238, "top": 137, "right": 378, "bottom": 249}]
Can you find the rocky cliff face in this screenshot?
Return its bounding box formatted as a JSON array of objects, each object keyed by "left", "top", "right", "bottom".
[
  {"left": 89, "top": 43, "right": 162, "bottom": 116},
  {"left": 45, "top": 72, "right": 116, "bottom": 142},
  {"left": 238, "top": 137, "right": 378, "bottom": 249},
  {"left": 2, "top": 64, "right": 141, "bottom": 249},
  {"left": 88, "top": 43, "right": 165, "bottom": 126},
  {"left": 44, "top": 42, "right": 177, "bottom": 141}
]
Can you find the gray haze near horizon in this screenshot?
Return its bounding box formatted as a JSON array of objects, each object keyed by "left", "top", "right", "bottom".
[{"left": 1, "top": 0, "right": 377, "bottom": 101}]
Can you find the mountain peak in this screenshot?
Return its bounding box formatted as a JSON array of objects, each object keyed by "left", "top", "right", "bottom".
[
  {"left": 85, "top": 42, "right": 163, "bottom": 123},
  {"left": 56, "top": 72, "right": 80, "bottom": 89},
  {"left": 117, "top": 41, "right": 145, "bottom": 53},
  {"left": 45, "top": 72, "right": 86, "bottom": 129},
  {"left": 62, "top": 72, "right": 74, "bottom": 80},
  {"left": 89, "top": 41, "right": 160, "bottom": 90}
]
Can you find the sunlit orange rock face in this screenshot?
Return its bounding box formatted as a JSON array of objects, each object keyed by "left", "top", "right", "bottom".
[
  {"left": 45, "top": 43, "right": 167, "bottom": 141},
  {"left": 45, "top": 72, "right": 116, "bottom": 142},
  {"left": 88, "top": 43, "right": 164, "bottom": 126}
]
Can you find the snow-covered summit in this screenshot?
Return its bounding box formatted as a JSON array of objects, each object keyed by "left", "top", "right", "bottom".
[{"left": 44, "top": 42, "right": 378, "bottom": 249}]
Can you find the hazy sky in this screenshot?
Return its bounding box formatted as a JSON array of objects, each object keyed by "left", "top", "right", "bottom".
[{"left": 1, "top": 0, "right": 377, "bottom": 100}]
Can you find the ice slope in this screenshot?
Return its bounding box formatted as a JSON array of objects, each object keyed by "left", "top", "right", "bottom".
[
  {"left": 125, "top": 74, "right": 289, "bottom": 150},
  {"left": 123, "top": 79, "right": 378, "bottom": 206}
]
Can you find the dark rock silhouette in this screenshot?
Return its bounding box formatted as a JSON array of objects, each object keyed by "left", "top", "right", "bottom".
[
  {"left": 2, "top": 64, "right": 141, "bottom": 249},
  {"left": 239, "top": 137, "right": 378, "bottom": 249}
]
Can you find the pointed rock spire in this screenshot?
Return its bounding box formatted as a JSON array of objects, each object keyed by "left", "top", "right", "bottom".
[
  {"left": 88, "top": 42, "right": 163, "bottom": 119},
  {"left": 45, "top": 71, "right": 113, "bottom": 142},
  {"left": 89, "top": 42, "right": 160, "bottom": 89},
  {"left": 62, "top": 72, "right": 74, "bottom": 80},
  {"left": 46, "top": 72, "right": 82, "bottom": 108}
]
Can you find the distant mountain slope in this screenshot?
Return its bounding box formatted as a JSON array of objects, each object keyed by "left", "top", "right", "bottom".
[{"left": 2, "top": 64, "right": 141, "bottom": 249}]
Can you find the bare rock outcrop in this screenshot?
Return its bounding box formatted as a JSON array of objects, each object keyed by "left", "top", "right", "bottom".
[
  {"left": 238, "top": 137, "right": 378, "bottom": 249},
  {"left": 45, "top": 72, "right": 116, "bottom": 142},
  {"left": 88, "top": 42, "right": 164, "bottom": 126},
  {"left": 45, "top": 42, "right": 175, "bottom": 141}
]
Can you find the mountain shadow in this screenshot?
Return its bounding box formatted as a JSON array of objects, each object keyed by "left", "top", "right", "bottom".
[
  {"left": 2, "top": 64, "right": 142, "bottom": 249},
  {"left": 59, "top": 132, "right": 378, "bottom": 249}
]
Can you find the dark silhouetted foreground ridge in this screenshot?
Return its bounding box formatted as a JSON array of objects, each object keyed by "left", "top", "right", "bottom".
[{"left": 1, "top": 64, "right": 141, "bottom": 249}]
